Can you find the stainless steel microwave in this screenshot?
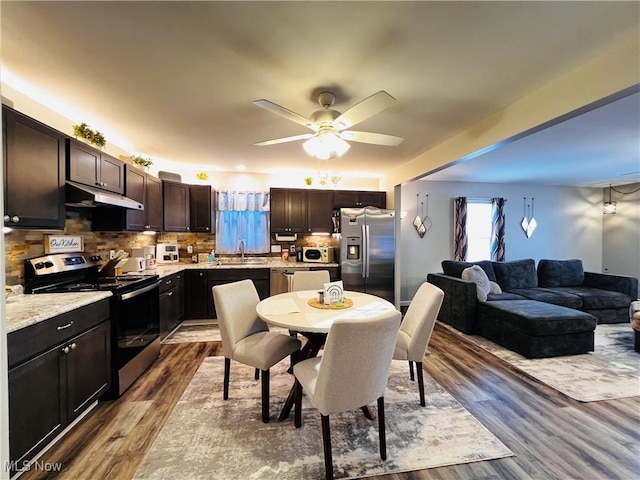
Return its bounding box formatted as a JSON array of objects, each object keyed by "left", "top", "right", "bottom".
[{"left": 302, "top": 246, "right": 334, "bottom": 263}]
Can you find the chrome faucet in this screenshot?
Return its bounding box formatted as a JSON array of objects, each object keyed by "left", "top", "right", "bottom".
[{"left": 238, "top": 239, "right": 245, "bottom": 260}]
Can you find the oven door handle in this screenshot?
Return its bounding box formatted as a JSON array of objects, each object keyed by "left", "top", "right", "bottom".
[{"left": 118, "top": 281, "right": 160, "bottom": 301}]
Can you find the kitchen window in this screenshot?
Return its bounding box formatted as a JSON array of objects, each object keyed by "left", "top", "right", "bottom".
[{"left": 215, "top": 191, "right": 270, "bottom": 254}]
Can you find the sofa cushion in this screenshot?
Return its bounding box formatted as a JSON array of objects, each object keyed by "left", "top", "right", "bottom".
[
  {"left": 477, "top": 300, "right": 596, "bottom": 336},
  {"left": 462, "top": 265, "right": 491, "bottom": 302},
  {"left": 492, "top": 259, "right": 537, "bottom": 290},
  {"left": 538, "top": 259, "right": 584, "bottom": 287},
  {"left": 442, "top": 260, "right": 497, "bottom": 282},
  {"left": 553, "top": 286, "right": 632, "bottom": 309},
  {"left": 487, "top": 291, "right": 526, "bottom": 301},
  {"left": 507, "top": 287, "right": 583, "bottom": 309}
]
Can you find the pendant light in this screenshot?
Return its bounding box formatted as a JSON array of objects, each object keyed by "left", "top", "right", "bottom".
[{"left": 603, "top": 184, "right": 617, "bottom": 214}]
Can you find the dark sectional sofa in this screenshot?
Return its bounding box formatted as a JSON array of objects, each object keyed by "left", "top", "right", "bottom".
[{"left": 428, "top": 258, "right": 638, "bottom": 358}]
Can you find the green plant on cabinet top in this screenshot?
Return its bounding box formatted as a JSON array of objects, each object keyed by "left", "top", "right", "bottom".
[{"left": 72, "top": 123, "right": 106, "bottom": 148}]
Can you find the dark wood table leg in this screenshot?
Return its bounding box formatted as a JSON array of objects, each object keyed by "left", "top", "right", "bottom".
[
  {"left": 278, "top": 332, "right": 326, "bottom": 421},
  {"left": 361, "top": 406, "right": 376, "bottom": 420}
]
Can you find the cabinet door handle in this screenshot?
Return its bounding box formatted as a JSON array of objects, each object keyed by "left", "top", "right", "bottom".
[
  {"left": 165, "top": 280, "right": 172, "bottom": 285},
  {"left": 62, "top": 346, "right": 70, "bottom": 354},
  {"left": 70, "top": 343, "right": 77, "bottom": 350},
  {"left": 12, "top": 216, "right": 19, "bottom": 223},
  {"left": 3, "top": 215, "right": 9, "bottom": 222},
  {"left": 167, "top": 291, "right": 173, "bottom": 296},
  {"left": 57, "top": 321, "right": 74, "bottom": 330}
]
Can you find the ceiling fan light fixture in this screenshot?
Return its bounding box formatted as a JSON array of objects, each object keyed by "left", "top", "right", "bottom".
[{"left": 303, "top": 131, "right": 350, "bottom": 160}]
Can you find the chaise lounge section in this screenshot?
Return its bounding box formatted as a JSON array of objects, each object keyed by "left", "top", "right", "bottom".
[{"left": 428, "top": 258, "right": 638, "bottom": 358}]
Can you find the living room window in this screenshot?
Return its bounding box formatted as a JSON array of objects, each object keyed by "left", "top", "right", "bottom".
[{"left": 466, "top": 200, "right": 493, "bottom": 261}]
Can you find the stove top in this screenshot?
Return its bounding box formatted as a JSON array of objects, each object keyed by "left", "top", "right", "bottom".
[{"left": 24, "top": 253, "right": 159, "bottom": 294}]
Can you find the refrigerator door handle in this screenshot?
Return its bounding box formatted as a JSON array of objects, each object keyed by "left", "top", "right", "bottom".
[
  {"left": 364, "top": 224, "right": 370, "bottom": 278},
  {"left": 361, "top": 224, "right": 367, "bottom": 278}
]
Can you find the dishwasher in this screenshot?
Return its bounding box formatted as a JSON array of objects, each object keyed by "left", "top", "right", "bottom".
[{"left": 270, "top": 267, "right": 309, "bottom": 295}]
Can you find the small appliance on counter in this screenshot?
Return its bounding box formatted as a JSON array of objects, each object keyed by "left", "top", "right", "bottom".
[
  {"left": 120, "top": 256, "right": 145, "bottom": 273},
  {"left": 156, "top": 243, "right": 180, "bottom": 264},
  {"left": 302, "top": 246, "right": 335, "bottom": 263},
  {"left": 132, "top": 246, "right": 157, "bottom": 270}
]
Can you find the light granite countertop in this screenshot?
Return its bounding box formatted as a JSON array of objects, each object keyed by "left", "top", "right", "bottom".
[
  {"left": 6, "top": 291, "right": 112, "bottom": 334},
  {"left": 6, "top": 260, "right": 340, "bottom": 333},
  {"left": 151, "top": 259, "right": 340, "bottom": 278}
]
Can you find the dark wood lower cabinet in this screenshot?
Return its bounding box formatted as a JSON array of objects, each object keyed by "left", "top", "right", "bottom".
[
  {"left": 7, "top": 301, "right": 111, "bottom": 474},
  {"left": 159, "top": 272, "right": 185, "bottom": 339},
  {"left": 8, "top": 319, "right": 110, "bottom": 474},
  {"left": 185, "top": 268, "right": 270, "bottom": 320}
]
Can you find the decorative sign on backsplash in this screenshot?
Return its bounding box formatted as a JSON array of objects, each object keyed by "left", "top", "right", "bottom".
[{"left": 44, "top": 235, "right": 84, "bottom": 253}]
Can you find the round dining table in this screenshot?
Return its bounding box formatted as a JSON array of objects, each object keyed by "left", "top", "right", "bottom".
[{"left": 256, "top": 289, "right": 397, "bottom": 421}]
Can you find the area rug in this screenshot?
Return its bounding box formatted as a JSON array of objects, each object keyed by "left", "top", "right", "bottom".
[
  {"left": 445, "top": 323, "right": 640, "bottom": 402},
  {"left": 161, "top": 323, "right": 221, "bottom": 344},
  {"left": 133, "top": 357, "right": 513, "bottom": 480}
]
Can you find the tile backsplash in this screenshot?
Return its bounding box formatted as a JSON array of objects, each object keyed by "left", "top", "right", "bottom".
[{"left": 4, "top": 215, "right": 216, "bottom": 285}]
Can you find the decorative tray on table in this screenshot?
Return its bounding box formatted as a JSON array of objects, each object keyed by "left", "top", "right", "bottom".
[{"left": 307, "top": 298, "right": 353, "bottom": 309}]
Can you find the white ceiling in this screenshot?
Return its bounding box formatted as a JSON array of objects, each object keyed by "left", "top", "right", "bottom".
[{"left": 1, "top": 1, "right": 639, "bottom": 186}]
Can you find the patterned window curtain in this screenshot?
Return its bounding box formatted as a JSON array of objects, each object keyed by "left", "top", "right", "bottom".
[
  {"left": 490, "top": 197, "right": 506, "bottom": 262},
  {"left": 215, "top": 191, "right": 270, "bottom": 254},
  {"left": 453, "top": 197, "right": 467, "bottom": 261}
]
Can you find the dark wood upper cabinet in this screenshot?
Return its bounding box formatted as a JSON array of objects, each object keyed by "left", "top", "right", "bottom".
[
  {"left": 334, "top": 190, "right": 386, "bottom": 208},
  {"left": 67, "top": 139, "right": 125, "bottom": 194},
  {"left": 189, "top": 184, "right": 215, "bottom": 233},
  {"left": 163, "top": 180, "right": 190, "bottom": 232},
  {"left": 3, "top": 107, "right": 66, "bottom": 230},
  {"left": 91, "top": 167, "right": 163, "bottom": 232},
  {"left": 270, "top": 188, "right": 308, "bottom": 234},
  {"left": 145, "top": 175, "right": 163, "bottom": 231},
  {"left": 307, "top": 189, "right": 335, "bottom": 233}
]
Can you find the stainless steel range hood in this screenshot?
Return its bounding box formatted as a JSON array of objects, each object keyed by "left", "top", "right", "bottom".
[{"left": 65, "top": 181, "right": 144, "bottom": 210}]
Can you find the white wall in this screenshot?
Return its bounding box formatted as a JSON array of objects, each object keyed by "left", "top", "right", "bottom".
[
  {"left": 399, "top": 180, "right": 603, "bottom": 303},
  {"left": 602, "top": 183, "right": 640, "bottom": 296}
]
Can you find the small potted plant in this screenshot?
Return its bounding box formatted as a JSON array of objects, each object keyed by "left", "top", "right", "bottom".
[
  {"left": 304, "top": 176, "right": 313, "bottom": 186},
  {"left": 196, "top": 172, "right": 209, "bottom": 181},
  {"left": 72, "top": 123, "right": 106, "bottom": 148},
  {"left": 130, "top": 154, "right": 153, "bottom": 170}
]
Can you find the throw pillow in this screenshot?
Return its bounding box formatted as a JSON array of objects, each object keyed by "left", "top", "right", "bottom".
[
  {"left": 461, "top": 265, "right": 491, "bottom": 302},
  {"left": 489, "top": 281, "right": 502, "bottom": 294}
]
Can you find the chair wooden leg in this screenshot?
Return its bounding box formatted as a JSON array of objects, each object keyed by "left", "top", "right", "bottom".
[
  {"left": 321, "top": 414, "right": 334, "bottom": 480},
  {"left": 416, "top": 361, "right": 426, "bottom": 407},
  {"left": 294, "top": 379, "right": 302, "bottom": 428},
  {"left": 255, "top": 368, "right": 260, "bottom": 380},
  {"left": 409, "top": 360, "right": 415, "bottom": 381},
  {"left": 223, "top": 358, "right": 231, "bottom": 400},
  {"left": 261, "top": 369, "right": 270, "bottom": 423},
  {"left": 377, "top": 396, "right": 387, "bottom": 460}
]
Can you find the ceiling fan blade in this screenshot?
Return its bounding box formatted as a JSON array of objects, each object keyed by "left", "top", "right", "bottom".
[
  {"left": 340, "top": 130, "right": 404, "bottom": 146},
  {"left": 253, "top": 99, "right": 316, "bottom": 130},
  {"left": 254, "top": 133, "right": 314, "bottom": 146},
  {"left": 332, "top": 91, "right": 396, "bottom": 130}
]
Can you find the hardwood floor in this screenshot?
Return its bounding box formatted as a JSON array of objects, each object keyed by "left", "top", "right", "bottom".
[{"left": 17, "top": 324, "right": 639, "bottom": 480}]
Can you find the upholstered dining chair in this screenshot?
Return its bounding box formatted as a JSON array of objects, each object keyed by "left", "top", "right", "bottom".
[
  {"left": 290, "top": 269, "right": 331, "bottom": 292},
  {"left": 293, "top": 309, "right": 402, "bottom": 480},
  {"left": 393, "top": 281, "right": 444, "bottom": 406},
  {"left": 212, "top": 279, "right": 301, "bottom": 423}
]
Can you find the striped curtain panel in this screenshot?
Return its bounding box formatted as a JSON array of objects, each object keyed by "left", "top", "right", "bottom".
[
  {"left": 453, "top": 197, "right": 467, "bottom": 261},
  {"left": 490, "top": 197, "right": 506, "bottom": 261}
]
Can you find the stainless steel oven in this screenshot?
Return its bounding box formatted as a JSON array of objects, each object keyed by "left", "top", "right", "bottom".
[
  {"left": 110, "top": 278, "right": 160, "bottom": 397},
  {"left": 24, "top": 253, "right": 161, "bottom": 398}
]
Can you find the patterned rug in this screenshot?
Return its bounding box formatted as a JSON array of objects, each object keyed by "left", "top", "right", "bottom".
[
  {"left": 133, "top": 357, "right": 513, "bottom": 480},
  {"left": 445, "top": 323, "right": 640, "bottom": 402}
]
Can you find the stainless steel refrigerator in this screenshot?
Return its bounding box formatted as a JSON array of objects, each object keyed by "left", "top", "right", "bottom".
[{"left": 339, "top": 207, "right": 395, "bottom": 303}]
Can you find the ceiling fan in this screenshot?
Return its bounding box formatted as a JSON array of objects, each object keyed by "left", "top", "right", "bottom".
[{"left": 253, "top": 91, "right": 403, "bottom": 160}]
